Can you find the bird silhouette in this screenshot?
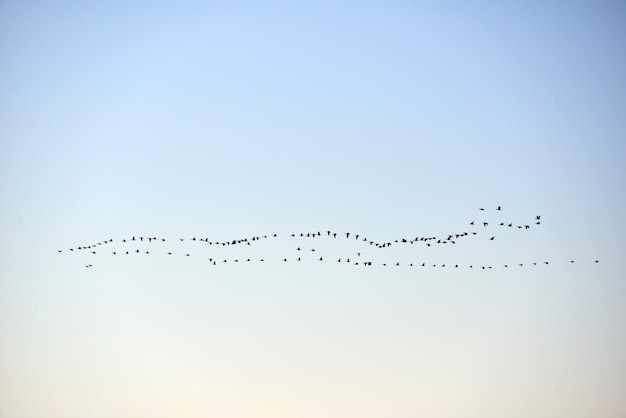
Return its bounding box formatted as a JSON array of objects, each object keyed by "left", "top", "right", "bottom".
[{"left": 61, "top": 207, "right": 600, "bottom": 273}]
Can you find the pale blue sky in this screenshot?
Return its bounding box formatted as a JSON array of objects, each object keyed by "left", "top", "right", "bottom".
[{"left": 1, "top": 1, "right": 625, "bottom": 417}]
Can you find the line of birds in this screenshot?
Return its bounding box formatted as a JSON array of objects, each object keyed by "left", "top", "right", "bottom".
[
  {"left": 80, "top": 260, "right": 600, "bottom": 270},
  {"left": 79, "top": 256, "right": 599, "bottom": 269},
  {"left": 59, "top": 209, "right": 540, "bottom": 253},
  {"left": 58, "top": 206, "right": 599, "bottom": 269}
]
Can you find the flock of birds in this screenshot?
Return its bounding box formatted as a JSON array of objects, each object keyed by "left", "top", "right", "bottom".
[{"left": 58, "top": 206, "right": 600, "bottom": 270}]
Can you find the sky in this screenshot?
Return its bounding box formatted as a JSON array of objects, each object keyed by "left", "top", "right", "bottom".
[{"left": 1, "top": 1, "right": 625, "bottom": 417}]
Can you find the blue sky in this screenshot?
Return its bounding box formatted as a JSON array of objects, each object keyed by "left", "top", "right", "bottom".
[{"left": 1, "top": 1, "right": 625, "bottom": 417}]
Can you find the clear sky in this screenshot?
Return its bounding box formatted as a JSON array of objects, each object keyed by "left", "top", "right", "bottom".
[{"left": 1, "top": 1, "right": 625, "bottom": 417}]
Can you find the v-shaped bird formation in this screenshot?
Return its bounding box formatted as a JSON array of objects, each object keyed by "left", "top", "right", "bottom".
[{"left": 58, "top": 207, "right": 599, "bottom": 270}]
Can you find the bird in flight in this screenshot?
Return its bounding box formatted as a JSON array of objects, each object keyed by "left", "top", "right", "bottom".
[{"left": 57, "top": 206, "right": 599, "bottom": 271}]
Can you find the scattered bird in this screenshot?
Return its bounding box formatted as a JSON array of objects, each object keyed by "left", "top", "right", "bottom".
[{"left": 57, "top": 208, "right": 599, "bottom": 271}]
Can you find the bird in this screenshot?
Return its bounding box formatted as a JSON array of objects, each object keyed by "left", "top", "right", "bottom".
[{"left": 496, "top": 206, "right": 501, "bottom": 210}]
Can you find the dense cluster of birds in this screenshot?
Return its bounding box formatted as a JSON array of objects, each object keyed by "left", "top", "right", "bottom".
[{"left": 58, "top": 207, "right": 599, "bottom": 269}]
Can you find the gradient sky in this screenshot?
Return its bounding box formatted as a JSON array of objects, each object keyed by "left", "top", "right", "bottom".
[{"left": 1, "top": 1, "right": 625, "bottom": 417}]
